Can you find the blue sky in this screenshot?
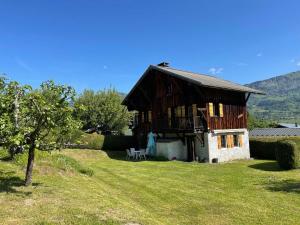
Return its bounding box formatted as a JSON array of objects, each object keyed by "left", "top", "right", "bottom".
[{"left": 1, "top": 0, "right": 300, "bottom": 93}]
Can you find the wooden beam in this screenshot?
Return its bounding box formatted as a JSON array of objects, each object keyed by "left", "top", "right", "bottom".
[{"left": 245, "top": 93, "right": 251, "bottom": 103}]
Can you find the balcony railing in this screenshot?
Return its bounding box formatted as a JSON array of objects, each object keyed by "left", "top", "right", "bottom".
[{"left": 153, "top": 116, "right": 205, "bottom": 132}]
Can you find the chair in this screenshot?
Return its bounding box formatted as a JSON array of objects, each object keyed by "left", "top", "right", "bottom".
[
  {"left": 145, "top": 148, "right": 150, "bottom": 156},
  {"left": 130, "top": 148, "right": 137, "bottom": 159},
  {"left": 126, "top": 149, "right": 135, "bottom": 160},
  {"left": 139, "top": 149, "right": 146, "bottom": 160}
]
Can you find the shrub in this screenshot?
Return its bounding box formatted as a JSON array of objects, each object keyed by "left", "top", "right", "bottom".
[
  {"left": 249, "top": 139, "right": 277, "bottom": 159},
  {"left": 250, "top": 137, "right": 300, "bottom": 160},
  {"left": 275, "top": 140, "right": 299, "bottom": 170},
  {"left": 66, "top": 133, "right": 136, "bottom": 151},
  {"left": 102, "top": 135, "right": 136, "bottom": 151}
]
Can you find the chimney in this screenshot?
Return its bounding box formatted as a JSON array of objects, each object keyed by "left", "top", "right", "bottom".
[{"left": 157, "top": 62, "right": 169, "bottom": 67}]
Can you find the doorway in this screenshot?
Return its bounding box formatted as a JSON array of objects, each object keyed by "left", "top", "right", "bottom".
[{"left": 186, "top": 136, "right": 196, "bottom": 162}]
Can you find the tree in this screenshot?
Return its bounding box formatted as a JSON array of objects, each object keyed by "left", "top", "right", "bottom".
[
  {"left": 74, "top": 89, "right": 132, "bottom": 134},
  {"left": 247, "top": 112, "right": 278, "bottom": 130},
  {"left": 0, "top": 78, "right": 80, "bottom": 186}
]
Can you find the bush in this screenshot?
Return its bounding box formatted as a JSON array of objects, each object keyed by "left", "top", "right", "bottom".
[
  {"left": 250, "top": 137, "right": 300, "bottom": 160},
  {"left": 250, "top": 139, "right": 277, "bottom": 159},
  {"left": 102, "top": 135, "right": 136, "bottom": 151},
  {"left": 275, "top": 140, "right": 299, "bottom": 170},
  {"left": 66, "top": 133, "right": 136, "bottom": 151}
]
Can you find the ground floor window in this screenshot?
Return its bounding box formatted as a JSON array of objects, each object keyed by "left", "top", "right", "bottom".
[
  {"left": 233, "top": 134, "right": 239, "bottom": 147},
  {"left": 218, "top": 133, "right": 244, "bottom": 149}
]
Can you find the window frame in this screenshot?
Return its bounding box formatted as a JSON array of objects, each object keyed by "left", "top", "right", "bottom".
[{"left": 220, "top": 135, "right": 227, "bottom": 148}]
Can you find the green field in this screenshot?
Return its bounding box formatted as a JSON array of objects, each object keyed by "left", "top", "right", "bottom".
[{"left": 1, "top": 149, "right": 300, "bottom": 225}]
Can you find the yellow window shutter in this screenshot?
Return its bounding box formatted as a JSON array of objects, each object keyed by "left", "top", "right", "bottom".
[
  {"left": 181, "top": 106, "right": 185, "bottom": 117},
  {"left": 239, "top": 135, "right": 243, "bottom": 147},
  {"left": 219, "top": 103, "right": 224, "bottom": 117},
  {"left": 148, "top": 111, "right": 152, "bottom": 122},
  {"left": 217, "top": 135, "right": 221, "bottom": 149},
  {"left": 230, "top": 135, "right": 234, "bottom": 148},
  {"left": 209, "top": 103, "right": 214, "bottom": 116},
  {"left": 226, "top": 135, "right": 230, "bottom": 148},
  {"left": 192, "top": 104, "right": 197, "bottom": 117}
]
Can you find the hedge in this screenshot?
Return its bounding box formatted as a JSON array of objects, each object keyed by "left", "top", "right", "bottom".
[
  {"left": 65, "top": 132, "right": 136, "bottom": 151},
  {"left": 275, "top": 140, "right": 299, "bottom": 170},
  {"left": 249, "top": 139, "right": 277, "bottom": 159},
  {"left": 250, "top": 137, "right": 300, "bottom": 160}
]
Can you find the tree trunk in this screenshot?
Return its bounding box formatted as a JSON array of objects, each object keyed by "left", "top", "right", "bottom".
[{"left": 24, "top": 142, "right": 35, "bottom": 186}]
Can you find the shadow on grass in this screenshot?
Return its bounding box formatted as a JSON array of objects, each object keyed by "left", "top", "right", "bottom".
[
  {"left": 0, "top": 155, "right": 12, "bottom": 161},
  {"left": 248, "top": 162, "right": 283, "bottom": 171},
  {"left": 0, "top": 170, "right": 41, "bottom": 195},
  {"left": 265, "top": 179, "right": 300, "bottom": 194}
]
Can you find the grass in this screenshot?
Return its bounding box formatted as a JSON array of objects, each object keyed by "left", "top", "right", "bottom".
[{"left": 0, "top": 149, "right": 300, "bottom": 225}]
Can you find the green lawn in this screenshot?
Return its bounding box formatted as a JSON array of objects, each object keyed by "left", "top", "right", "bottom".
[{"left": 1, "top": 149, "right": 300, "bottom": 225}]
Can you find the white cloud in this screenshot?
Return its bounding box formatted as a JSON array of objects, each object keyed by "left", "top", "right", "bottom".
[
  {"left": 208, "top": 67, "right": 223, "bottom": 75},
  {"left": 256, "top": 52, "right": 262, "bottom": 57},
  {"left": 290, "top": 59, "right": 296, "bottom": 63},
  {"left": 15, "top": 58, "right": 32, "bottom": 72},
  {"left": 103, "top": 65, "right": 108, "bottom": 70},
  {"left": 297, "top": 62, "right": 300, "bottom": 66}
]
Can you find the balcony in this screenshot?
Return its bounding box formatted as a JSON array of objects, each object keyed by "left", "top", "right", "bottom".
[{"left": 153, "top": 116, "right": 205, "bottom": 133}]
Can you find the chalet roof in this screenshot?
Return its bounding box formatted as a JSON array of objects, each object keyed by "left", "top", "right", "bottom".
[
  {"left": 152, "top": 65, "right": 264, "bottom": 94},
  {"left": 123, "top": 64, "right": 264, "bottom": 105},
  {"left": 250, "top": 128, "right": 300, "bottom": 137}
]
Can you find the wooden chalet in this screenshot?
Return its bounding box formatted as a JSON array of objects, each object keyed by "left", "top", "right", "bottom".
[{"left": 122, "top": 63, "right": 263, "bottom": 162}]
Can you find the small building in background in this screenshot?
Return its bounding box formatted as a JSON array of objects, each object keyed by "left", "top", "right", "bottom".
[
  {"left": 122, "top": 63, "right": 264, "bottom": 163},
  {"left": 250, "top": 128, "right": 300, "bottom": 138}
]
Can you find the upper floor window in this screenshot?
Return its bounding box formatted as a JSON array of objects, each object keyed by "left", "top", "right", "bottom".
[{"left": 209, "top": 103, "right": 223, "bottom": 117}]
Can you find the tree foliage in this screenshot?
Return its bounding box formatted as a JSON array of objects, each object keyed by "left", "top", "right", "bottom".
[
  {"left": 74, "top": 89, "right": 132, "bottom": 134},
  {"left": 247, "top": 112, "right": 278, "bottom": 130},
  {"left": 0, "top": 77, "right": 80, "bottom": 185}
]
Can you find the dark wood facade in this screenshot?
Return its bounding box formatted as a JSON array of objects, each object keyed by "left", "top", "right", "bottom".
[{"left": 124, "top": 67, "right": 248, "bottom": 136}]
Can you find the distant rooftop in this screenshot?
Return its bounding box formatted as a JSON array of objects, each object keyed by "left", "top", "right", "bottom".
[
  {"left": 277, "top": 123, "right": 300, "bottom": 129},
  {"left": 250, "top": 128, "right": 300, "bottom": 137}
]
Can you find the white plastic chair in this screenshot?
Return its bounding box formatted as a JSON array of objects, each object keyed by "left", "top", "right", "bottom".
[
  {"left": 130, "top": 148, "right": 137, "bottom": 159},
  {"left": 126, "top": 149, "right": 135, "bottom": 160},
  {"left": 139, "top": 149, "right": 146, "bottom": 160}
]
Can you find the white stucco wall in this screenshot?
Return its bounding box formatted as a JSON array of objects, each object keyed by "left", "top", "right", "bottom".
[
  {"left": 207, "top": 129, "right": 250, "bottom": 163},
  {"left": 156, "top": 139, "right": 187, "bottom": 160}
]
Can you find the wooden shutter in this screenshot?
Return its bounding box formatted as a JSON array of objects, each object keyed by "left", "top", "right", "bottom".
[
  {"left": 181, "top": 106, "right": 185, "bottom": 117},
  {"left": 141, "top": 112, "right": 144, "bottom": 123},
  {"left": 226, "top": 135, "right": 231, "bottom": 148},
  {"left": 168, "top": 107, "right": 171, "bottom": 127},
  {"left": 217, "top": 135, "right": 221, "bottom": 149},
  {"left": 192, "top": 104, "right": 197, "bottom": 117},
  {"left": 209, "top": 103, "right": 214, "bottom": 116},
  {"left": 148, "top": 111, "right": 152, "bottom": 123},
  {"left": 219, "top": 103, "right": 224, "bottom": 117},
  {"left": 239, "top": 134, "right": 243, "bottom": 147}
]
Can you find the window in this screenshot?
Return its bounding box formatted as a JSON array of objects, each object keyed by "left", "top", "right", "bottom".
[
  {"left": 221, "top": 135, "right": 227, "bottom": 148},
  {"left": 233, "top": 135, "right": 239, "bottom": 147},
  {"left": 209, "top": 102, "right": 224, "bottom": 117}
]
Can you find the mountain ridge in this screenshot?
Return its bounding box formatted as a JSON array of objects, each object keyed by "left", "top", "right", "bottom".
[{"left": 246, "top": 71, "right": 300, "bottom": 123}]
